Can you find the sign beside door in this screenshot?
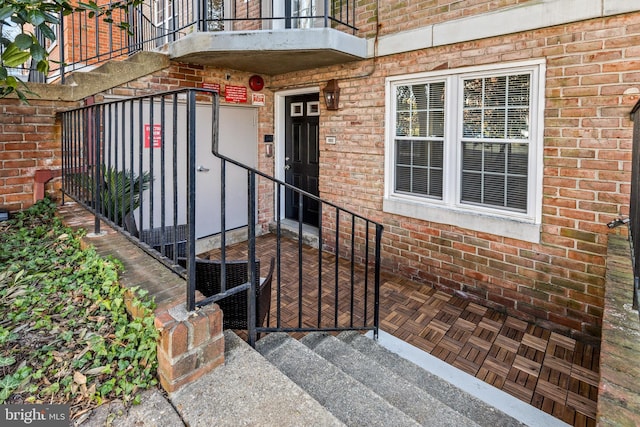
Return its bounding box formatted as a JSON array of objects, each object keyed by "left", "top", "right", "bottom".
[{"left": 225, "top": 85, "right": 248, "bottom": 103}]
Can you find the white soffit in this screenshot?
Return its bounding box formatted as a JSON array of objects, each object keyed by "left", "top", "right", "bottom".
[{"left": 368, "top": 0, "right": 640, "bottom": 57}]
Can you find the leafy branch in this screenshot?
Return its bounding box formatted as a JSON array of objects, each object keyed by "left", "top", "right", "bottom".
[{"left": 0, "top": 0, "right": 142, "bottom": 100}]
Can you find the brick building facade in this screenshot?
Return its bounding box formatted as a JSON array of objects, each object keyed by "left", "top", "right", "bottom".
[
  {"left": 2, "top": 0, "right": 639, "bottom": 342},
  {"left": 263, "top": 2, "right": 639, "bottom": 341}
]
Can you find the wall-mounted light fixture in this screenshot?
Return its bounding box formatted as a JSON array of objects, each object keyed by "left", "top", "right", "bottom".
[{"left": 323, "top": 79, "right": 340, "bottom": 111}]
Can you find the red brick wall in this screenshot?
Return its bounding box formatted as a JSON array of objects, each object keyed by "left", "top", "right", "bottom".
[
  {"left": 0, "top": 99, "right": 79, "bottom": 211},
  {"left": 268, "top": 12, "right": 640, "bottom": 340},
  {"left": 232, "top": 0, "right": 262, "bottom": 30}
]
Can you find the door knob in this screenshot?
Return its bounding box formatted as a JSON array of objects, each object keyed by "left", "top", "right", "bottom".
[
  {"left": 197, "top": 165, "right": 210, "bottom": 172},
  {"left": 284, "top": 165, "right": 291, "bottom": 170}
]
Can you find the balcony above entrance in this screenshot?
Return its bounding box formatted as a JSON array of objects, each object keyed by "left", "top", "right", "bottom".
[{"left": 162, "top": 28, "right": 367, "bottom": 75}]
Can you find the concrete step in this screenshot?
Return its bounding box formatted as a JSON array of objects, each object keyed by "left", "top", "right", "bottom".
[
  {"left": 337, "top": 331, "right": 519, "bottom": 426},
  {"left": 63, "top": 51, "right": 169, "bottom": 96},
  {"left": 255, "top": 332, "right": 421, "bottom": 427},
  {"left": 65, "top": 71, "right": 111, "bottom": 87},
  {"left": 268, "top": 219, "right": 320, "bottom": 249},
  {"left": 301, "top": 332, "right": 482, "bottom": 426},
  {"left": 169, "top": 331, "right": 343, "bottom": 427},
  {"left": 339, "top": 331, "right": 567, "bottom": 427},
  {"left": 88, "top": 51, "right": 165, "bottom": 76}
]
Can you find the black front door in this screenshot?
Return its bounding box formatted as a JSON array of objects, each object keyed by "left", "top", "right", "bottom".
[{"left": 285, "top": 94, "right": 320, "bottom": 227}]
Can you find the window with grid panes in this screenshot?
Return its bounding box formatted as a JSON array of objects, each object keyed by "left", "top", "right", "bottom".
[
  {"left": 461, "top": 74, "right": 530, "bottom": 212},
  {"left": 386, "top": 62, "right": 543, "bottom": 233},
  {"left": 394, "top": 82, "right": 445, "bottom": 198}
]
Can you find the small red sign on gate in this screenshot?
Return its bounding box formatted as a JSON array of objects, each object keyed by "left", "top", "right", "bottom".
[{"left": 144, "top": 124, "right": 162, "bottom": 148}]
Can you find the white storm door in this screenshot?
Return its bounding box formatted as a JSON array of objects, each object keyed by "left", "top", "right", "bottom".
[{"left": 195, "top": 105, "right": 258, "bottom": 238}]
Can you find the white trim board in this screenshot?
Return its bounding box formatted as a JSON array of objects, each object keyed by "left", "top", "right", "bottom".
[
  {"left": 368, "top": 0, "right": 640, "bottom": 57},
  {"left": 365, "top": 330, "right": 572, "bottom": 427}
]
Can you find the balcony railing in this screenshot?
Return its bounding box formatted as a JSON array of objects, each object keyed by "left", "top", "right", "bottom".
[
  {"left": 60, "top": 88, "right": 381, "bottom": 346},
  {"left": 13, "top": 0, "right": 357, "bottom": 83}
]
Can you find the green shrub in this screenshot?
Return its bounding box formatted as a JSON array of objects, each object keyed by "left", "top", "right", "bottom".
[{"left": 0, "top": 198, "right": 158, "bottom": 415}]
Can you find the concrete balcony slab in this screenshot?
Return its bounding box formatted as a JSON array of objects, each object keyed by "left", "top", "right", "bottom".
[{"left": 164, "top": 28, "right": 367, "bottom": 75}]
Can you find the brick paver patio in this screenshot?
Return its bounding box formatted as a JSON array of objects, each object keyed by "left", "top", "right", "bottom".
[{"left": 205, "top": 233, "right": 599, "bottom": 427}]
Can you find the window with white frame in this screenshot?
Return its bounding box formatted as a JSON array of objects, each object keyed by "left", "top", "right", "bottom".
[
  {"left": 395, "top": 81, "right": 445, "bottom": 198},
  {"left": 460, "top": 73, "right": 531, "bottom": 211},
  {"left": 385, "top": 61, "right": 544, "bottom": 242}
]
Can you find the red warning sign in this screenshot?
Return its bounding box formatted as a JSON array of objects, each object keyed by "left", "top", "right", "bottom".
[
  {"left": 144, "top": 124, "right": 162, "bottom": 148},
  {"left": 225, "top": 85, "right": 248, "bottom": 103}
]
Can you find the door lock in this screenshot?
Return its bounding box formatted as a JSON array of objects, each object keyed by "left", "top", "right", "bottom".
[{"left": 284, "top": 165, "right": 291, "bottom": 170}]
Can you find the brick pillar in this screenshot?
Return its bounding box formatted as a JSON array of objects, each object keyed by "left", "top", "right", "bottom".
[
  {"left": 33, "top": 169, "right": 61, "bottom": 203},
  {"left": 155, "top": 302, "right": 224, "bottom": 393}
]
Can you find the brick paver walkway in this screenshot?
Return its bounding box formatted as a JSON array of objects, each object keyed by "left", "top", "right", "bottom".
[
  {"left": 380, "top": 278, "right": 599, "bottom": 427},
  {"left": 205, "top": 233, "right": 599, "bottom": 427}
]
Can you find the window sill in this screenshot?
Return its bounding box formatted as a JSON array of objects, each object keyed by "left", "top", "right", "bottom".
[{"left": 383, "top": 197, "right": 541, "bottom": 244}]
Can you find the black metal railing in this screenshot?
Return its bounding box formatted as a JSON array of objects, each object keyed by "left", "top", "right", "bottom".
[
  {"left": 625, "top": 104, "right": 640, "bottom": 314},
  {"left": 211, "top": 141, "right": 383, "bottom": 346},
  {"left": 52, "top": 4, "right": 158, "bottom": 83},
  {"left": 198, "top": 0, "right": 357, "bottom": 33},
  {"left": 12, "top": 0, "right": 357, "bottom": 84},
  {"left": 60, "top": 87, "right": 382, "bottom": 347},
  {"left": 60, "top": 89, "right": 214, "bottom": 310}
]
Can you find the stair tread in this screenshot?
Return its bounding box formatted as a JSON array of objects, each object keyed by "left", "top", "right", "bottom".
[
  {"left": 62, "top": 52, "right": 169, "bottom": 96},
  {"left": 170, "top": 331, "right": 344, "bottom": 427},
  {"left": 256, "top": 332, "right": 421, "bottom": 427},
  {"left": 337, "top": 331, "right": 527, "bottom": 427},
  {"left": 302, "top": 332, "right": 482, "bottom": 427}
]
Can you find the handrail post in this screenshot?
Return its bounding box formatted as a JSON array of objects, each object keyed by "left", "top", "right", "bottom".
[
  {"left": 186, "top": 90, "right": 197, "bottom": 311},
  {"left": 247, "top": 170, "right": 257, "bottom": 346},
  {"left": 197, "top": 0, "right": 204, "bottom": 32},
  {"left": 220, "top": 159, "right": 226, "bottom": 282},
  {"left": 93, "top": 105, "right": 102, "bottom": 234},
  {"left": 59, "top": 13, "right": 66, "bottom": 83},
  {"left": 373, "top": 223, "right": 383, "bottom": 340},
  {"left": 324, "top": 0, "right": 328, "bottom": 27},
  {"left": 128, "top": 4, "right": 135, "bottom": 53}
]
